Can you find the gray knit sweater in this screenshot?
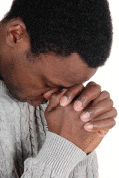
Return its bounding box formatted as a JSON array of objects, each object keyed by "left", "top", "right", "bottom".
[{"left": 0, "top": 80, "right": 98, "bottom": 178}]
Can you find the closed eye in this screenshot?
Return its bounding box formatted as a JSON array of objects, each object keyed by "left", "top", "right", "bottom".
[{"left": 45, "top": 80, "right": 73, "bottom": 90}]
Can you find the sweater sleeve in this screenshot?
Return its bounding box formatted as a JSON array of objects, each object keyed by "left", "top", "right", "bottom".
[{"left": 21, "top": 131, "right": 87, "bottom": 178}]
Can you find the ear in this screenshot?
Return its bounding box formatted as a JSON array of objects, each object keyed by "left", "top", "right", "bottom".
[{"left": 6, "top": 19, "right": 27, "bottom": 47}]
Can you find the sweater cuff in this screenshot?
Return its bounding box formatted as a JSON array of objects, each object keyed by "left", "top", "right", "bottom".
[{"left": 38, "top": 131, "right": 86, "bottom": 177}]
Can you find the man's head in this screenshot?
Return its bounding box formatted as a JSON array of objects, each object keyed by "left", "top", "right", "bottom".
[{"left": 0, "top": 0, "right": 112, "bottom": 106}]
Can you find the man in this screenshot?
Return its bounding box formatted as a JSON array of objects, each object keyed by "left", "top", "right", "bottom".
[{"left": 0, "top": 0, "right": 117, "bottom": 177}]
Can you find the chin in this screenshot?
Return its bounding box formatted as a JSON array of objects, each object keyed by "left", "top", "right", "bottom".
[
  {"left": 28, "top": 101, "right": 42, "bottom": 107},
  {"left": 27, "top": 99, "right": 48, "bottom": 107}
]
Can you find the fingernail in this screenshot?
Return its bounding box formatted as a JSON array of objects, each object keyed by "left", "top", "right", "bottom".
[
  {"left": 84, "top": 123, "right": 93, "bottom": 131},
  {"left": 74, "top": 101, "right": 83, "bottom": 111},
  {"left": 80, "top": 112, "right": 90, "bottom": 122},
  {"left": 60, "top": 96, "right": 68, "bottom": 106}
]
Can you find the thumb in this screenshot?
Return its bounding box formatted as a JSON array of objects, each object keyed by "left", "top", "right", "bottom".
[
  {"left": 46, "top": 89, "right": 68, "bottom": 112},
  {"left": 43, "top": 88, "right": 59, "bottom": 100}
]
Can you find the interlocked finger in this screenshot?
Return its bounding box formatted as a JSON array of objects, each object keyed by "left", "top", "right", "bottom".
[{"left": 80, "top": 98, "right": 114, "bottom": 122}]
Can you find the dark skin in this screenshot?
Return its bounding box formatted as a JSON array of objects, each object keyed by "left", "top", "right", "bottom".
[{"left": 0, "top": 18, "right": 117, "bottom": 153}]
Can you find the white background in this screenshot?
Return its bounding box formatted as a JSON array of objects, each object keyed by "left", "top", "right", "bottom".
[{"left": 0, "top": 1, "right": 119, "bottom": 177}]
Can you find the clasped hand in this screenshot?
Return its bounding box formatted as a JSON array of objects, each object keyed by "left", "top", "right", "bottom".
[{"left": 45, "top": 82, "right": 117, "bottom": 154}]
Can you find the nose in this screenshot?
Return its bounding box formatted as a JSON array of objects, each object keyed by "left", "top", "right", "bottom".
[{"left": 43, "top": 88, "right": 60, "bottom": 100}]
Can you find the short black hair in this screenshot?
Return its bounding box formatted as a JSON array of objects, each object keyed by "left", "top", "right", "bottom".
[{"left": 3, "top": 0, "right": 113, "bottom": 68}]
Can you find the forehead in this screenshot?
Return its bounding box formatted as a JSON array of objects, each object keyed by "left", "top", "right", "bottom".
[{"left": 37, "top": 52, "right": 97, "bottom": 87}]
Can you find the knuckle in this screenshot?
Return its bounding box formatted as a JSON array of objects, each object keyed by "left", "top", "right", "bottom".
[
  {"left": 109, "top": 99, "right": 114, "bottom": 107},
  {"left": 113, "top": 108, "right": 118, "bottom": 117},
  {"left": 101, "top": 91, "right": 110, "bottom": 98},
  {"left": 96, "top": 84, "right": 101, "bottom": 92},
  {"left": 106, "top": 98, "right": 113, "bottom": 108},
  {"left": 88, "top": 81, "right": 97, "bottom": 86},
  {"left": 88, "top": 82, "right": 101, "bottom": 92},
  {"left": 108, "top": 118, "right": 116, "bottom": 128},
  {"left": 111, "top": 119, "right": 116, "bottom": 127}
]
